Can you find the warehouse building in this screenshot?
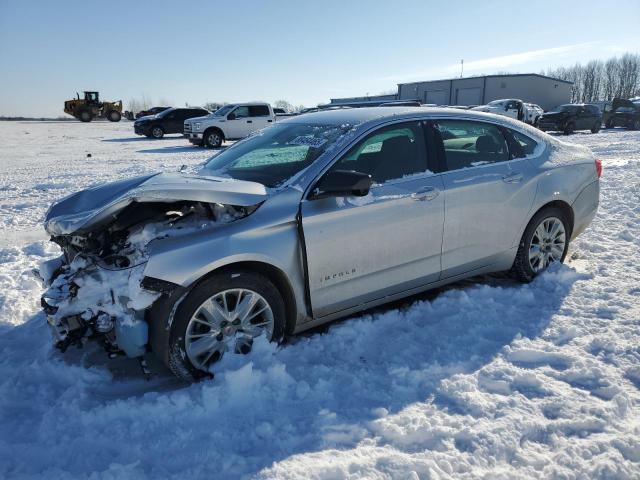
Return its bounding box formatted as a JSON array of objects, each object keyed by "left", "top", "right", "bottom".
[
  {"left": 325, "top": 93, "right": 398, "bottom": 107},
  {"left": 397, "top": 74, "right": 572, "bottom": 111}
]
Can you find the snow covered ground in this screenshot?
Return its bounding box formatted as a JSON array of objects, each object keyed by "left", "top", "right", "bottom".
[{"left": 0, "top": 121, "right": 638, "bottom": 479}]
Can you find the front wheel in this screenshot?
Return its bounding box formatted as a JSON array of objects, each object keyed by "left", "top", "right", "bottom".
[
  {"left": 563, "top": 123, "right": 575, "bottom": 135},
  {"left": 633, "top": 119, "right": 640, "bottom": 131},
  {"left": 165, "top": 271, "right": 285, "bottom": 381},
  {"left": 150, "top": 125, "right": 164, "bottom": 139},
  {"left": 107, "top": 110, "right": 121, "bottom": 122},
  {"left": 204, "top": 129, "right": 223, "bottom": 148},
  {"left": 591, "top": 121, "right": 601, "bottom": 134},
  {"left": 510, "top": 208, "right": 570, "bottom": 283}
]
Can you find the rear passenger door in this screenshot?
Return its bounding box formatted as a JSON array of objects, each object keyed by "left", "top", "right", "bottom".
[
  {"left": 248, "top": 105, "right": 273, "bottom": 131},
  {"left": 302, "top": 121, "right": 444, "bottom": 317},
  {"left": 433, "top": 119, "right": 536, "bottom": 277},
  {"left": 165, "top": 109, "right": 186, "bottom": 133}
]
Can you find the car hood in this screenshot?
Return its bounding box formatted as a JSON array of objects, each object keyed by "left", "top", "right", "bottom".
[
  {"left": 185, "top": 115, "right": 211, "bottom": 123},
  {"left": 44, "top": 172, "right": 268, "bottom": 235},
  {"left": 135, "top": 115, "right": 156, "bottom": 122}
]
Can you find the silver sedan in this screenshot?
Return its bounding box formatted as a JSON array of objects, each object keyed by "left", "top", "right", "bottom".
[{"left": 41, "top": 107, "right": 600, "bottom": 380}]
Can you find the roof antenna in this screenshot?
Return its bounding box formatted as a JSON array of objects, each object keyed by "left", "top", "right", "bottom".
[{"left": 460, "top": 59, "right": 464, "bottom": 78}]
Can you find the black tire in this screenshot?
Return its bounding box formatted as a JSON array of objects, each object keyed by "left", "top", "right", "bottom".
[
  {"left": 164, "top": 270, "right": 286, "bottom": 381},
  {"left": 107, "top": 110, "right": 121, "bottom": 122},
  {"left": 204, "top": 129, "right": 224, "bottom": 148},
  {"left": 563, "top": 123, "right": 575, "bottom": 135},
  {"left": 510, "top": 207, "right": 570, "bottom": 283},
  {"left": 591, "top": 122, "right": 600, "bottom": 134},
  {"left": 633, "top": 119, "right": 640, "bottom": 131},
  {"left": 150, "top": 125, "right": 164, "bottom": 139},
  {"left": 78, "top": 110, "right": 92, "bottom": 122}
]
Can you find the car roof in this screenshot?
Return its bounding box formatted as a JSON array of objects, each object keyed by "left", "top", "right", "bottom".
[{"left": 285, "top": 106, "right": 514, "bottom": 125}]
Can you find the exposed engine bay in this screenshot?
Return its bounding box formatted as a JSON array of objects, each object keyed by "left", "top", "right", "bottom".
[{"left": 40, "top": 200, "right": 256, "bottom": 359}]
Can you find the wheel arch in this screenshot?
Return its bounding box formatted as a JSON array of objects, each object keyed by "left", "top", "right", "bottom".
[
  {"left": 527, "top": 200, "right": 574, "bottom": 238},
  {"left": 203, "top": 126, "right": 225, "bottom": 140},
  {"left": 188, "top": 260, "right": 297, "bottom": 336}
]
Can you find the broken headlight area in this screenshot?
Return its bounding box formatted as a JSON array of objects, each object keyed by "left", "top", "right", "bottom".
[{"left": 40, "top": 200, "right": 257, "bottom": 358}]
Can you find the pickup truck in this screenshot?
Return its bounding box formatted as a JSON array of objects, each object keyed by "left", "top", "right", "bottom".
[
  {"left": 184, "top": 102, "right": 280, "bottom": 148},
  {"left": 471, "top": 99, "right": 526, "bottom": 121}
]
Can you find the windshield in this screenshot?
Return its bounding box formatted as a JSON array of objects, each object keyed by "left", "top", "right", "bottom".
[
  {"left": 156, "top": 108, "right": 174, "bottom": 117},
  {"left": 211, "top": 105, "right": 235, "bottom": 117},
  {"left": 199, "top": 123, "right": 352, "bottom": 188},
  {"left": 487, "top": 100, "right": 504, "bottom": 106}
]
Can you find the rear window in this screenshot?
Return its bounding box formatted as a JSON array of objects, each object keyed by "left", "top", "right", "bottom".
[
  {"left": 434, "top": 120, "right": 508, "bottom": 171},
  {"left": 249, "top": 105, "right": 271, "bottom": 116},
  {"left": 510, "top": 130, "right": 538, "bottom": 157}
]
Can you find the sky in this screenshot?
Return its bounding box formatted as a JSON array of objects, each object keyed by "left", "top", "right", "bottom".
[{"left": 0, "top": 0, "right": 639, "bottom": 117}]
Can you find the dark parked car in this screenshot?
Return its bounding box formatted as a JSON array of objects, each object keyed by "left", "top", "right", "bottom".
[
  {"left": 134, "top": 107, "right": 209, "bottom": 138},
  {"left": 538, "top": 104, "right": 602, "bottom": 135},
  {"left": 606, "top": 98, "right": 640, "bottom": 130},
  {"left": 135, "top": 106, "right": 171, "bottom": 119}
]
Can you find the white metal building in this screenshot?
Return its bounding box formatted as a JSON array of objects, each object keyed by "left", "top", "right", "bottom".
[{"left": 397, "top": 74, "right": 572, "bottom": 111}]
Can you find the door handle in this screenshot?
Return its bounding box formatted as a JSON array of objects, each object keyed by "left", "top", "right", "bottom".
[
  {"left": 267, "top": 119, "right": 273, "bottom": 122},
  {"left": 412, "top": 186, "right": 439, "bottom": 201},
  {"left": 246, "top": 120, "right": 253, "bottom": 123},
  {"left": 502, "top": 172, "right": 523, "bottom": 183}
]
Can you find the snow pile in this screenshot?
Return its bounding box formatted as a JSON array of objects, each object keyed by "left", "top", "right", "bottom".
[{"left": 0, "top": 122, "right": 639, "bottom": 479}]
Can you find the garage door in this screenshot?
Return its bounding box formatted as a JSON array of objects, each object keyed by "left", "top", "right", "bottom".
[
  {"left": 424, "top": 90, "right": 448, "bottom": 105},
  {"left": 456, "top": 87, "right": 482, "bottom": 106}
]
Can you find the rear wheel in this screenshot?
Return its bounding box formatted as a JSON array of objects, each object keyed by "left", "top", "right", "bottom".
[
  {"left": 107, "top": 110, "right": 121, "bottom": 122},
  {"left": 78, "top": 110, "right": 92, "bottom": 122},
  {"left": 563, "top": 123, "right": 575, "bottom": 135},
  {"left": 591, "top": 121, "right": 600, "bottom": 134},
  {"left": 150, "top": 125, "right": 164, "bottom": 139},
  {"left": 164, "top": 271, "right": 285, "bottom": 381},
  {"left": 510, "top": 207, "right": 570, "bottom": 283},
  {"left": 633, "top": 119, "right": 640, "bottom": 130},
  {"left": 204, "top": 129, "right": 223, "bottom": 148}
]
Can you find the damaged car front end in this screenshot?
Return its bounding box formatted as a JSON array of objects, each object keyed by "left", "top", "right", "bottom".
[{"left": 40, "top": 172, "right": 266, "bottom": 359}]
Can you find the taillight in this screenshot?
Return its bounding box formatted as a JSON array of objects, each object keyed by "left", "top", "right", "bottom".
[{"left": 595, "top": 159, "right": 602, "bottom": 178}]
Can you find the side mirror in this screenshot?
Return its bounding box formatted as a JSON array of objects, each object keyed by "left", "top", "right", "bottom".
[
  {"left": 309, "top": 170, "right": 373, "bottom": 200},
  {"left": 227, "top": 112, "right": 236, "bottom": 120}
]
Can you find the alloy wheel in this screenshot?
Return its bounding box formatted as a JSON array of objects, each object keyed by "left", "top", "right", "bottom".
[
  {"left": 184, "top": 288, "right": 274, "bottom": 371},
  {"left": 528, "top": 217, "right": 566, "bottom": 273}
]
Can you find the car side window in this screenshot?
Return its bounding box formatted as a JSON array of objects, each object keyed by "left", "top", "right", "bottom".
[
  {"left": 329, "top": 122, "right": 428, "bottom": 184},
  {"left": 509, "top": 130, "right": 538, "bottom": 157},
  {"left": 249, "top": 105, "right": 270, "bottom": 117},
  {"left": 434, "top": 120, "right": 509, "bottom": 171},
  {"left": 233, "top": 106, "right": 250, "bottom": 118}
]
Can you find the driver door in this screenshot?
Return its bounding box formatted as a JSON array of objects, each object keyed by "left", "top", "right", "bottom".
[
  {"left": 301, "top": 121, "right": 445, "bottom": 318},
  {"left": 225, "top": 106, "right": 251, "bottom": 139}
]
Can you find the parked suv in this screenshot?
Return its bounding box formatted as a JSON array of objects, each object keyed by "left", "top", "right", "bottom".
[
  {"left": 606, "top": 98, "right": 640, "bottom": 130},
  {"left": 538, "top": 104, "right": 602, "bottom": 135},
  {"left": 184, "top": 102, "right": 278, "bottom": 148},
  {"left": 134, "top": 107, "right": 210, "bottom": 138},
  {"left": 41, "top": 108, "right": 600, "bottom": 381}
]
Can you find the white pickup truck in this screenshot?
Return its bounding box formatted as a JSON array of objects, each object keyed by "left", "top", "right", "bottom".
[
  {"left": 184, "top": 102, "right": 281, "bottom": 148},
  {"left": 471, "top": 99, "right": 526, "bottom": 121}
]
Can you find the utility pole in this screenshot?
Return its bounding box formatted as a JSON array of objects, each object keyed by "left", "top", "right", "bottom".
[{"left": 460, "top": 59, "right": 464, "bottom": 78}]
